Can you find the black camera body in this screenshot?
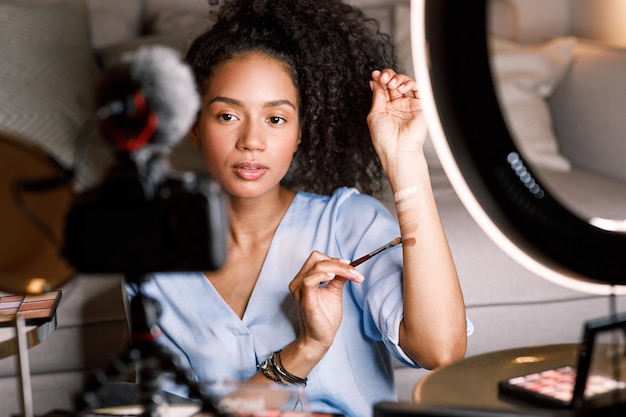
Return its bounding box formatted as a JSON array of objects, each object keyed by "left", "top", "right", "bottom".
[{"left": 63, "top": 154, "right": 228, "bottom": 275}]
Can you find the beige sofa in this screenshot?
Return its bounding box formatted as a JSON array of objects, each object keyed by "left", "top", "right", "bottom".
[{"left": 2, "top": 0, "right": 626, "bottom": 415}]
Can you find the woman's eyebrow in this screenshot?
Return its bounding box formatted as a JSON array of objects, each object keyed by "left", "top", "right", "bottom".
[
  {"left": 208, "top": 96, "right": 296, "bottom": 110},
  {"left": 264, "top": 99, "right": 297, "bottom": 110},
  {"left": 208, "top": 96, "right": 241, "bottom": 106}
]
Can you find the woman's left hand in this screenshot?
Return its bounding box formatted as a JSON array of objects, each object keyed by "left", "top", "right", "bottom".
[
  {"left": 367, "top": 69, "right": 427, "bottom": 166},
  {"left": 367, "top": 70, "right": 468, "bottom": 369}
]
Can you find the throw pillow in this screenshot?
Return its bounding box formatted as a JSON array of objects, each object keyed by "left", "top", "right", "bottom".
[
  {"left": 490, "top": 36, "right": 577, "bottom": 171},
  {"left": 0, "top": 0, "right": 113, "bottom": 188}
]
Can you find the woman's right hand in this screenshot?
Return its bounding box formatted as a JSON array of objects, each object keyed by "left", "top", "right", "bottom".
[
  {"left": 288, "top": 251, "right": 364, "bottom": 357},
  {"left": 250, "top": 251, "right": 365, "bottom": 386}
]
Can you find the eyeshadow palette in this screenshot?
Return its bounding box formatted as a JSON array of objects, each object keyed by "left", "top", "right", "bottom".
[
  {"left": 498, "top": 312, "right": 626, "bottom": 410},
  {"left": 499, "top": 366, "right": 626, "bottom": 408},
  {"left": 0, "top": 290, "right": 62, "bottom": 326}
]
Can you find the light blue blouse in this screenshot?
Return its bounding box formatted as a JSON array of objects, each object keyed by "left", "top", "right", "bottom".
[{"left": 127, "top": 187, "right": 462, "bottom": 417}]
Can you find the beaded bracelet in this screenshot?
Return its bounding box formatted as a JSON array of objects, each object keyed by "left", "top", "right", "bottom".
[{"left": 257, "top": 350, "right": 308, "bottom": 386}]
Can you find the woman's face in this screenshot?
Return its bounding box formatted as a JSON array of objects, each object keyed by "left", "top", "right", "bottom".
[{"left": 191, "top": 52, "right": 300, "bottom": 199}]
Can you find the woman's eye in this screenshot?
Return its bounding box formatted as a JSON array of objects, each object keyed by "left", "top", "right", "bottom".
[
  {"left": 268, "top": 116, "right": 286, "bottom": 125},
  {"left": 218, "top": 113, "right": 238, "bottom": 122}
]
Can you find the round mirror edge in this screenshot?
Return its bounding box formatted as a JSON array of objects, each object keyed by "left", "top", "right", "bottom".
[{"left": 409, "top": 0, "right": 626, "bottom": 294}]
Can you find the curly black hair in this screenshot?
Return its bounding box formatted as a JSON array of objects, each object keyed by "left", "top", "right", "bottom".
[{"left": 185, "top": 0, "right": 398, "bottom": 195}]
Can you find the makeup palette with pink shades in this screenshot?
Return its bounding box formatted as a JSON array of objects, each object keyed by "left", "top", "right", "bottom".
[
  {"left": 500, "top": 365, "right": 626, "bottom": 407},
  {"left": 0, "top": 290, "right": 61, "bottom": 326},
  {"left": 499, "top": 313, "right": 626, "bottom": 410}
]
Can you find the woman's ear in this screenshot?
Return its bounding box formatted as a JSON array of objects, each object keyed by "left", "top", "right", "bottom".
[
  {"left": 190, "top": 120, "right": 201, "bottom": 148},
  {"left": 295, "top": 129, "right": 302, "bottom": 153}
]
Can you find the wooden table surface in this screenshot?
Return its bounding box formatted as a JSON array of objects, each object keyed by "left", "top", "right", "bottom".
[{"left": 414, "top": 344, "right": 579, "bottom": 411}]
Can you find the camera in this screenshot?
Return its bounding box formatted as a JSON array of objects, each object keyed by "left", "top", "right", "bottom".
[
  {"left": 62, "top": 45, "right": 228, "bottom": 276},
  {"left": 63, "top": 152, "right": 228, "bottom": 275}
]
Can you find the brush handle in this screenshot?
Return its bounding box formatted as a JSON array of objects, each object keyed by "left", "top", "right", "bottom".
[
  {"left": 350, "top": 255, "right": 371, "bottom": 267},
  {"left": 349, "top": 237, "right": 402, "bottom": 267}
]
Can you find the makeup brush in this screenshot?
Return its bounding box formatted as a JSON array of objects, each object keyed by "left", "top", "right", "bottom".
[{"left": 350, "top": 237, "right": 402, "bottom": 267}]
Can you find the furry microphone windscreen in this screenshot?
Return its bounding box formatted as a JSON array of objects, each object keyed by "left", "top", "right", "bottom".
[{"left": 98, "top": 45, "right": 200, "bottom": 151}]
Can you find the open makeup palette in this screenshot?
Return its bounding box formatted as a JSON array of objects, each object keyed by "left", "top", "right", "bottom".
[{"left": 0, "top": 290, "right": 62, "bottom": 327}]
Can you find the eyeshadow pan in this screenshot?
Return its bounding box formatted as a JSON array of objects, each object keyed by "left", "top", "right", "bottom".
[
  {"left": 20, "top": 300, "right": 54, "bottom": 311},
  {"left": 0, "top": 301, "right": 22, "bottom": 310},
  {"left": 19, "top": 309, "right": 52, "bottom": 319},
  {"left": 2, "top": 295, "right": 24, "bottom": 302},
  {"left": 0, "top": 308, "right": 19, "bottom": 316},
  {"left": 25, "top": 292, "right": 58, "bottom": 302}
]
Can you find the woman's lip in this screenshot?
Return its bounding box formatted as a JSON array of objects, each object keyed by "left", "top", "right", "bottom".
[{"left": 233, "top": 162, "right": 268, "bottom": 180}]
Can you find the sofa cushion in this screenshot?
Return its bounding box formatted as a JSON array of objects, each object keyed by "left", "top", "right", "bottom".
[
  {"left": 490, "top": 36, "right": 576, "bottom": 172},
  {"left": 549, "top": 41, "right": 626, "bottom": 183}
]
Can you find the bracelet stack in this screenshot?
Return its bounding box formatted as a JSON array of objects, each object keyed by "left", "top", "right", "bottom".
[{"left": 258, "top": 350, "right": 308, "bottom": 386}]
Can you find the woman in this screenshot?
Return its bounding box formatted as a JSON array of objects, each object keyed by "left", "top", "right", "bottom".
[{"left": 129, "top": 0, "right": 470, "bottom": 415}]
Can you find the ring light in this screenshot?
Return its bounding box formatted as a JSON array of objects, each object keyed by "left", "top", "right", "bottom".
[{"left": 411, "top": 0, "right": 626, "bottom": 294}]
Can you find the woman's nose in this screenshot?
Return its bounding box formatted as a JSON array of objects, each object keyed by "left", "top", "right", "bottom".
[{"left": 237, "top": 121, "right": 266, "bottom": 151}]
